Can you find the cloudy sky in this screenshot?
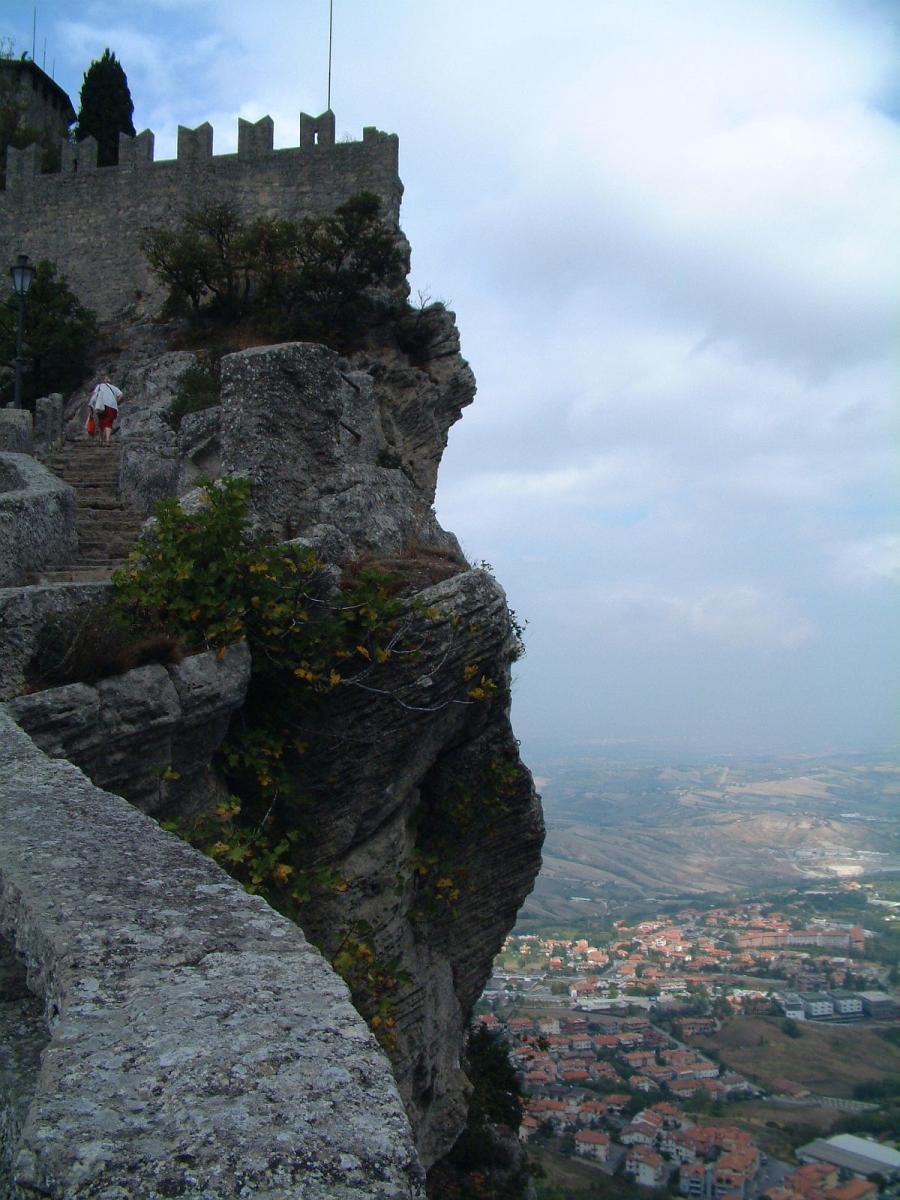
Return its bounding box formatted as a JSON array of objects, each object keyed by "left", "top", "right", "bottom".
[{"left": 9, "top": 1, "right": 900, "bottom": 757}]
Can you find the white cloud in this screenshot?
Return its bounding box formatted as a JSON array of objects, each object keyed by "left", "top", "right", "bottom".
[
  {"left": 555, "top": 582, "right": 815, "bottom": 651},
  {"left": 833, "top": 534, "right": 900, "bottom": 586},
  {"left": 441, "top": 448, "right": 673, "bottom": 511}
]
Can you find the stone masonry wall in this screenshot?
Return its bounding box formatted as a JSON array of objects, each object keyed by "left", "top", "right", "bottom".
[
  {"left": 0, "top": 707, "right": 424, "bottom": 1199},
  {"left": 0, "top": 114, "right": 401, "bottom": 320}
]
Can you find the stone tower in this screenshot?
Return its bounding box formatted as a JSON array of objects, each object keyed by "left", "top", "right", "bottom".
[{"left": 0, "top": 58, "right": 76, "bottom": 144}]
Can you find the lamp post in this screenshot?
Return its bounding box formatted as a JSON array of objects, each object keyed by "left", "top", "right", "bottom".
[{"left": 9, "top": 254, "right": 36, "bottom": 409}]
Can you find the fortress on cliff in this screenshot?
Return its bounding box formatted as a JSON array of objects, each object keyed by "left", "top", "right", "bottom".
[{"left": 0, "top": 61, "right": 402, "bottom": 319}]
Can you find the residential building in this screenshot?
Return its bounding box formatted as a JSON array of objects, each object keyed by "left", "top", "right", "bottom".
[
  {"left": 824, "top": 1181, "right": 879, "bottom": 1200},
  {"left": 714, "top": 1148, "right": 759, "bottom": 1199},
  {"left": 858, "top": 991, "right": 898, "bottom": 1018},
  {"left": 627, "top": 1145, "right": 669, "bottom": 1188},
  {"left": 827, "top": 991, "right": 863, "bottom": 1019},
  {"left": 799, "top": 993, "right": 834, "bottom": 1020},
  {"left": 681, "top": 1161, "right": 708, "bottom": 1197},
  {"left": 574, "top": 1129, "right": 610, "bottom": 1162}
]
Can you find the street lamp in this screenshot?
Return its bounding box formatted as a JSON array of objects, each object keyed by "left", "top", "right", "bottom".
[{"left": 9, "top": 254, "right": 36, "bottom": 409}]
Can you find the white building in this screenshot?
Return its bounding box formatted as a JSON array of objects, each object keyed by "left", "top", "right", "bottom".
[
  {"left": 797, "top": 1134, "right": 900, "bottom": 1179},
  {"left": 828, "top": 990, "right": 863, "bottom": 1017},
  {"left": 780, "top": 991, "right": 805, "bottom": 1020},
  {"left": 800, "top": 992, "right": 834, "bottom": 1019}
]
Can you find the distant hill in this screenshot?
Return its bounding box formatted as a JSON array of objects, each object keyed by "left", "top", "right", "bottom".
[{"left": 521, "top": 750, "right": 900, "bottom": 922}]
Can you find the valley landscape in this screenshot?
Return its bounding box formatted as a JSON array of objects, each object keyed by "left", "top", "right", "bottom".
[{"left": 520, "top": 748, "right": 900, "bottom": 925}]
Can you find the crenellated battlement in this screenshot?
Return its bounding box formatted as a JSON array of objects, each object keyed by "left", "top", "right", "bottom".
[{"left": 0, "top": 112, "right": 402, "bottom": 319}]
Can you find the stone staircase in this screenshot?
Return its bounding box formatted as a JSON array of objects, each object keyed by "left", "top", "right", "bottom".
[{"left": 36, "top": 440, "right": 146, "bottom": 584}]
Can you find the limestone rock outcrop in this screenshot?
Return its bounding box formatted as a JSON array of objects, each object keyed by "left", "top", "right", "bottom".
[
  {"left": 7, "top": 642, "right": 251, "bottom": 815},
  {"left": 369, "top": 305, "right": 477, "bottom": 502},
  {"left": 218, "top": 341, "right": 465, "bottom": 560},
  {"left": 264, "top": 566, "right": 543, "bottom": 1165},
  {"left": 2, "top": 106, "right": 542, "bottom": 1192}
]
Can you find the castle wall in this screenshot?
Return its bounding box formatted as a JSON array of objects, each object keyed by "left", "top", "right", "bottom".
[
  {"left": 0, "top": 706, "right": 423, "bottom": 1198},
  {"left": 0, "top": 115, "right": 402, "bottom": 320}
]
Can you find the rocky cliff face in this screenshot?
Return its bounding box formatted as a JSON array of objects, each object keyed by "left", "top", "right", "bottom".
[{"left": 54, "top": 311, "right": 544, "bottom": 1169}]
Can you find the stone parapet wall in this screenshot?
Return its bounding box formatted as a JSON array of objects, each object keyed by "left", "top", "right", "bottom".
[
  {"left": 0, "top": 454, "right": 76, "bottom": 587},
  {"left": 0, "top": 707, "right": 424, "bottom": 1198},
  {"left": 0, "top": 115, "right": 402, "bottom": 320}
]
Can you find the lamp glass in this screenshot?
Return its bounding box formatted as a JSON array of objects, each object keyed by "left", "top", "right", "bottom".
[{"left": 10, "top": 255, "right": 35, "bottom": 297}]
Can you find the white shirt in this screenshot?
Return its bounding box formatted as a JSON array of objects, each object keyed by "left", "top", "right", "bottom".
[{"left": 90, "top": 382, "right": 122, "bottom": 411}]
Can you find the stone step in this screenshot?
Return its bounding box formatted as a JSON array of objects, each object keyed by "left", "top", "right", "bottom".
[
  {"left": 78, "top": 539, "right": 139, "bottom": 555},
  {"left": 52, "top": 471, "right": 120, "bottom": 484},
  {"left": 50, "top": 441, "right": 120, "bottom": 453},
  {"left": 77, "top": 547, "right": 137, "bottom": 563},
  {"left": 76, "top": 508, "right": 144, "bottom": 522},
  {"left": 49, "top": 457, "right": 120, "bottom": 470},
  {"left": 52, "top": 463, "right": 119, "bottom": 474},
  {"left": 68, "top": 495, "right": 128, "bottom": 510},
  {"left": 54, "top": 472, "right": 120, "bottom": 484},
  {"left": 35, "top": 566, "right": 117, "bottom": 584},
  {"left": 77, "top": 521, "right": 145, "bottom": 536},
  {"left": 77, "top": 535, "right": 143, "bottom": 548},
  {"left": 53, "top": 463, "right": 118, "bottom": 472},
  {"left": 71, "top": 557, "right": 128, "bottom": 568},
  {"left": 50, "top": 462, "right": 120, "bottom": 472},
  {"left": 53, "top": 473, "right": 119, "bottom": 481}
]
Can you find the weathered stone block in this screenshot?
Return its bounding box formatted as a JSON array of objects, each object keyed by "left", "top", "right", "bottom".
[
  {"left": 0, "top": 412, "right": 32, "bottom": 455},
  {"left": 0, "top": 454, "right": 76, "bottom": 587},
  {"left": 33, "top": 394, "right": 63, "bottom": 454}
]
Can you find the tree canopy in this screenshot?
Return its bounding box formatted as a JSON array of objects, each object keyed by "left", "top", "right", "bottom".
[
  {"left": 76, "top": 48, "right": 135, "bottom": 167},
  {"left": 141, "top": 192, "right": 406, "bottom": 349},
  {"left": 0, "top": 261, "right": 97, "bottom": 408}
]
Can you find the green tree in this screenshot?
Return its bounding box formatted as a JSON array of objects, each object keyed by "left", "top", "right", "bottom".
[
  {"left": 0, "top": 260, "right": 97, "bottom": 407},
  {"left": 426, "top": 1025, "right": 529, "bottom": 1198},
  {"left": 286, "top": 191, "right": 405, "bottom": 344},
  {"left": 141, "top": 192, "right": 405, "bottom": 348},
  {"left": 75, "top": 48, "right": 135, "bottom": 167}
]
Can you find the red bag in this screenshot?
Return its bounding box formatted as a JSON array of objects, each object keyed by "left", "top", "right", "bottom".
[{"left": 86, "top": 414, "right": 96, "bottom": 436}]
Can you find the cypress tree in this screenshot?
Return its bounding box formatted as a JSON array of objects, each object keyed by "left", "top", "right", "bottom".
[{"left": 75, "top": 48, "right": 135, "bottom": 167}]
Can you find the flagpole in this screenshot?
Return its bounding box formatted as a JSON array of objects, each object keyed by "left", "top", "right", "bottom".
[{"left": 327, "top": 0, "right": 333, "bottom": 111}]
